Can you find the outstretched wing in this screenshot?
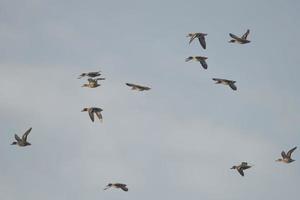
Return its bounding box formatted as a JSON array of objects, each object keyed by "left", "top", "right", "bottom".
[
  {"left": 95, "top": 111, "right": 103, "bottom": 122},
  {"left": 237, "top": 168, "right": 244, "bottom": 176},
  {"left": 88, "top": 109, "right": 95, "bottom": 122},
  {"left": 120, "top": 186, "right": 128, "bottom": 192},
  {"left": 212, "top": 78, "right": 222, "bottom": 82},
  {"left": 188, "top": 34, "right": 197, "bottom": 44},
  {"left": 198, "top": 36, "right": 206, "bottom": 49},
  {"left": 229, "top": 33, "right": 242, "bottom": 41},
  {"left": 229, "top": 82, "right": 237, "bottom": 90},
  {"left": 281, "top": 151, "right": 287, "bottom": 158},
  {"left": 241, "top": 29, "right": 250, "bottom": 39},
  {"left": 287, "top": 146, "right": 297, "bottom": 157},
  {"left": 126, "top": 83, "right": 136, "bottom": 88},
  {"left": 14, "top": 134, "right": 22, "bottom": 142},
  {"left": 137, "top": 85, "right": 151, "bottom": 91},
  {"left": 22, "top": 127, "right": 32, "bottom": 141},
  {"left": 199, "top": 60, "right": 208, "bottom": 69}
]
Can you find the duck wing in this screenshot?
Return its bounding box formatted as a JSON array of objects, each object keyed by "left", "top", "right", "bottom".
[
  {"left": 229, "top": 33, "right": 243, "bottom": 42},
  {"left": 287, "top": 146, "right": 297, "bottom": 158},
  {"left": 126, "top": 83, "right": 136, "bottom": 88},
  {"left": 88, "top": 109, "right": 95, "bottom": 122},
  {"left": 198, "top": 35, "right": 206, "bottom": 49},
  {"left": 229, "top": 82, "right": 237, "bottom": 90},
  {"left": 188, "top": 34, "right": 197, "bottom": 44},
  {"left": 241, "top": 29, "right": 250, "bottom": 40},
  {"left": 237, "top": 168, "right": 244, "bottom": 176},
  {"left": 199, "top": 60, "right": 208, "bottom": 69},
  {"left": 281, "top": 151, "right": 287, "bottom": 158},
  {"left": 14, "top": 134, "right": 22, "bottom": 142},
  {"left": 95, "top": 110, "right": 103, "bottom": 122},
  {"left": 22, "top": 127, "right": 32, "bottom": 141}
]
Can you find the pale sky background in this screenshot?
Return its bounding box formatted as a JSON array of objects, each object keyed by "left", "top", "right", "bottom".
[{"left": 0, "top": 0, "right": 299, "bottom": 200}]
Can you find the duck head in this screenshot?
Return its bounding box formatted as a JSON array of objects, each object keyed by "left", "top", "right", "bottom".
[
  {"left": 11, "top": 141, "right": 17, "bottom": 145},
  {"left": 81, "top": 108, "right": 88, "bottom": 112},
  {"left": 185, "top": 57, "right": 193, "bottom": 62}
]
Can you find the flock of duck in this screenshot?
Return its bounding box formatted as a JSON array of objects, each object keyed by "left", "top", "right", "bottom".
[{"left": 10, "top": 29, "right": 297, "bottom": 192}]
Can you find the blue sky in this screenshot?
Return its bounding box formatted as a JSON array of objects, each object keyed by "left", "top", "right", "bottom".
[{"left": 0, "top": 0, "right": 299, "bottom": 200}]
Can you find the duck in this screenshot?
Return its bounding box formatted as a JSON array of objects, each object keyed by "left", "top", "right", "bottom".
[
  {"left": 186, "top": 33, "right": 207, "bottom": 49},
  {"left": 231, "top": 162, "right": 252, "bottom": 176},
  {"left": 81, "top": 107, "right": 103, "bottom": 122},
  {"left": 212, "top": 78, "right": 237, "bottom": 90},
  {"left": 185, "top": 56, "right": 208, "bottom": 69},
  {"left": 104, "top": 183, "right": 128, "bottom": 192},
  {"left": 78, "top": 71, "right": 101, "bottom": 79},
  {"left": 81, "top": 78, "right": 105, "bottom": 88},
  {"left": 126, "top": 83, "right": 151, "bottom": 91},
  {"left": 11, "top": 127, "right": 32, "bottom": 147},
  {"left": 229, "top": 29, "right": 250, "bottom": 44},
  {"left": 276, "top": 146, "right": 297, "bottom": 163}
]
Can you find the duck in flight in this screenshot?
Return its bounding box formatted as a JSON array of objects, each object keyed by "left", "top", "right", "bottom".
[
  {"left": 126, "top": 83, "right": 151, "bottom": 91},
  {"left": 229, "top": 29, "right": 250, "bottom": 44},
  {"left": 212, "top": 78, "right": 237, "bottom": 91},
  {"left": 185, "top": 56, "right": 208, "bottom": 69},
  {"left": 81, "top": 107, "right": 103, "bottom": 122},
  {"left": 11, "top": 127, "right": 32, "bottom": 147},
  {"left": 231, "top": 162, "right": 252, "bottom": 176},
  {"left": 78, "top": 71, "right": 101, "bottom": 79},
  {"left": 187, "top": 33, "right": 207, "bottom": 49},
  {"left": 104, "top": 183, "right": 128, "bottom": 192},
  {"left": 81, "top": 78, "right": 105, "bottom": 88},
  {"left": 276, "top": 146, "right": 297, "bottom": 163}
]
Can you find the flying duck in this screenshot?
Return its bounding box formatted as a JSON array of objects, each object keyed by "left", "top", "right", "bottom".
[
  {"left": 185, "top": 56, "right": 208, "bottom": 69},
  {"left": 81, "top": 107, "right": 103, "bottom": 122},
  {"left": 78, "top": 71, "right": 101, "bottom": 79},
  {"left": 104, "top": 183, "right": 128, "bottom": 192},
  {"left": 126, "top": 83, "right": 151, "bottom": 91},
  {"left": 231, "top": 162, "right": 252, "bottom": 176},
  {"left": 276, "top": 146, "right": 297, "bottom": 163},
  {"left": 11, "top": 127, "right": 32, "bottom": 147},
  {"left": 212, "top": 78, "right": 237, "bottom": 90},
  {"left": 81, "top": 78, "right": 105, "bottom": 88},
  {"left": 229, "top": 29, "right": 251, "bottom": 44},
  {"left": 186, "top": 33, "right": 207, "bottom": 49}
]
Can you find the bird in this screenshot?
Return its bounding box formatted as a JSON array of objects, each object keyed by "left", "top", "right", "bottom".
[
  {"left": 11, "top": 127, "right": 32, "bottom": 147},
  {"left": 81, "top": 78, "right": 105, "bottom": 88},
  {"left": 186, "top": 33, "right": 207, "bottom": 49},
  {"left": 126, "top": 83, "right": 151, "bottom": 91},
  {"left": 78, "top": 71, "right": 101, "bottom": 79},
  {"left": 231, "top": 162, "right": 252, "bottom": 176},
  {"left": 229, "top": 29, "right": 250, "bottom": 44},
  {"left": 212, "top": 78, "right": 237, "bottom": 90},
  {"left": 276, "top": 146, "right": 297, "bottom": 163},
  {"left": 185, "top": 56, "right": 208, "bottom": 69},
  {"left": 81, "top": 107, "right": 103, "bottom": 122},
  {"left": 104, "top": 183, "right": 128, "bottom": 192}
]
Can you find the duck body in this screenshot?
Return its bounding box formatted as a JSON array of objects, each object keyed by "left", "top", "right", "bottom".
[
  {"left": 187, "top": 32, "right": 207, "bottom": 49},
  {"left": 229, "top": 29, "right": 251, "bottom": 44},
  {"left": 104, "top": 183, "right": 128, "bottom": 192},
  {"left": 185, "top": 56, "right": 208, "bottom": 69},
  {"left": 231, "top": 162, "right": 252, "bottom": 176},
  {"left": 81, "top": 78, "right": 104, "bottom": 88},
  {"left": 126, "top": 83, "right": 151, "bottom": 91},
  {"left": 212, "top": 78, "right": 237, "bottom": 90},
  {"left": 276, "top": 146, "right": 297, "bottom": 163},
  {"left": 81, "top": 107, "right": 103, "bottom": 122},
  {"left": 11, "top": 127, "right": 32, "bottom": 147}
]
